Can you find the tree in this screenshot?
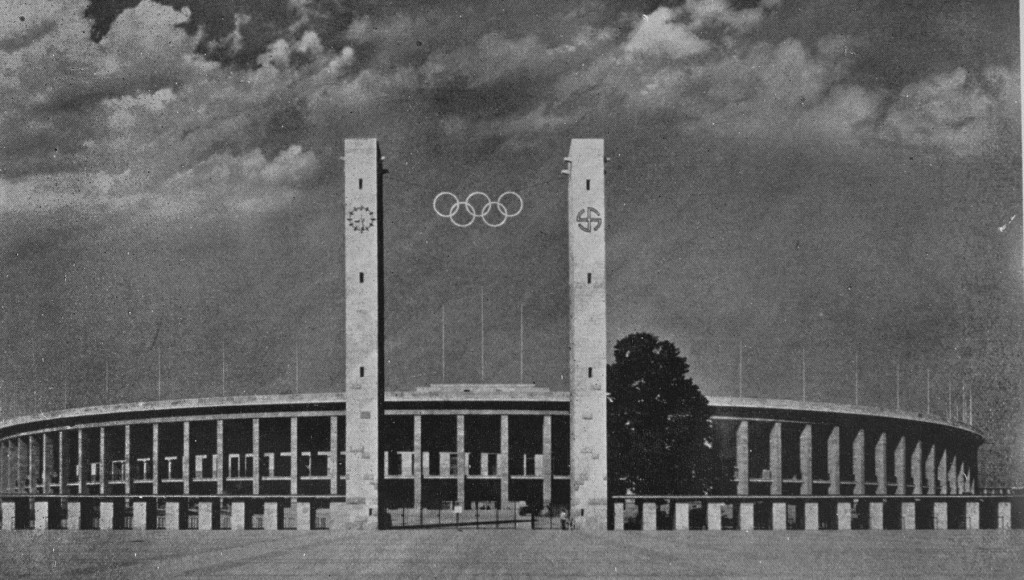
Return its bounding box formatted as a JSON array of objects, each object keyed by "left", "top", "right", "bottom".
[{"left": 608, "top": 333, "right": 723, "bottom": 495}]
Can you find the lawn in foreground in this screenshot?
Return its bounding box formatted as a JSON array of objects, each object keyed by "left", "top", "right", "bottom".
[{"left": 1, "top": 530, "right": 1022, "bottom": 578}]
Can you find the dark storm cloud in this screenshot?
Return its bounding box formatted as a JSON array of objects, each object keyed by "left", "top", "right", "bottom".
[{"left": 0, "top": 0, "right": 1020, "bottom": 482}]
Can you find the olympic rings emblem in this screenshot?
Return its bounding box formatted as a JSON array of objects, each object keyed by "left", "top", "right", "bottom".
[{"left": 433, "top": 191, "right": 524, "bottom": 227}]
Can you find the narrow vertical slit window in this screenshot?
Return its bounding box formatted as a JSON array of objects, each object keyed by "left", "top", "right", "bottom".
[
  {"left": 359, "top": 367, "right": 365, "bottom": 378},
  {"left": 358, "top": 178, "right": 363, "bottom": 189},
  {"left": 587, "top": 273, "right": 592, "bottom": 284},
  {"left": 359, "top": 272, "right": 364, "bottom": 283},
  {"left": 586, "top": 179, "right": 591, "bottom": 190},
  {"left": 588, "top": 367, "right": 593, "bottom": 378}
]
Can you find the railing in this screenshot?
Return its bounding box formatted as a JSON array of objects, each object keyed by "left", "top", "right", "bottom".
[
  {"left": 386, "top": 506, "right": 530, "bottom": 529},
  {"left": 611, "top": 494, "right": 1023, "bottom": 531}
]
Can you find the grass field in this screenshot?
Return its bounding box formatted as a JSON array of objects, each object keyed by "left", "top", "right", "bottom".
[{"left": 1, "top": 530, "right": 1022, "bottom": 578}]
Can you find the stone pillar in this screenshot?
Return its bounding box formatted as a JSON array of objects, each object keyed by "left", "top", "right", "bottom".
[
  {"left": 16, "top": 437, "right": 23, "bottom": 492},
  {"left": 613, "top": 502, "right": 624, "bottom": 530},
  {"left": 771, "top": 502, "right": 787, "bottom": 530},
  {"left": 500, "top": 415, "right": 510, "bottom": 508},
  {"left": 1, "top": 440, "right": 8, "bottom": 493},
  {"left": 938, "top": 449, "right": 948, "bottom": 495},
  {"left": 998, "top": 502, "right": 1012, "bottom": 530},
  {"left": 263, "top": 502, "right": 279, "bottom": 531},
  {"left": 769, "top": 422, "right": 782, "bottom": 495},
  {"left": 343, "top": 138, "right": 384, "bottom": 530},
  {"left": 6, "top": 439, "right": 13, "bottom": 492},
  {"left": 456, "top": 414, "right": 466, "bottom": 510},
  {"left": 925, "top": 444, "right": 936, "bottom": 495},
  {"left": 836, "top": 502, "right": 852, "bottom": 530},
  {"left": 182, "top": 421, "right": 191, "bottom": 495},
  {"left": 412, "top": 415, "right": 421, "bottom": 508},
  {"left": 290, "top": 416, "right": 299, "bottom": 496},
  {"left": 642, "top": 502, "right": 657, "bottom": 531},
  {"left": 910, "top": 440, "right": 922, "bottom": 495},
  {"left": 739, "top": 502, "right": 754, "bottom": 531},
  {"left": 965, "top": 501, "right": 979, "bottom": 529},
  {"left": 28, "top": 435, "right": 37, "bottom": 494},
  {"left": 57, "top": 431, "right": 67, "bottom": 495},
  {"left": 828, "top": 426, "right": 840, "bottom": 495},
  {"left": 674, "top": 502, "right": 690, "bottom": 530},
  {"left": 901, "top": 502, "right": 915, "bottom": 529},
  {"left": 567, "top": 138, "right": 608, "bottom": 531},
  {"left": 216, "top": 420, "right": 225, "bottom": 495},
  {"left": 1, "top": 501, "right": 16, "bottom": 530},
  {"left": 132, "top": 500, "right": 150, "bottom": 530},
  {"left": 41, "top": 433, "right": 51, "bottom": 494},
  {"left": 804, "top": 503, "right": 819, "bottom": 531},
  {"left": 542, "top": 415, "right": 552, "bottom": 508},
  {"left": 800, "top": 424, "right": 813, "bottom": 495},
  {"left": 947, "top": 455, "right": 957, "bottom": 495},
  {"left": 230, "top": 501, "right": 246, "bottom": 530},
  {"left": 150, "top": 423, "right": 160, "bottom": 494},
  {"left": 894, "top": 436, "right": 906, "bottom": 495},
  {"left": 34, "top": 500, "right": 51, "bottom": 530},
  {"left": 869, "top": 502, "right": 884, "bottom": 530},
  {"left": 123, "top": 424, "right": 132, "bottom": 495},
  {"left": 707, "top": 503, "right": 723, "bottom": 531},
  {"left": 7, "top": 439, "right": 14, "bottom": 493},
  {"left": 252, "top": 418, "right": 261, "bottom": 495},
  {"left": 325, "top": 416, "right": 338, "bottom": 497},
  {"left": 66, "top": 501, "right": 82, "bottom": 530},
  {"left": 296, "top": 502, "right": 313, "bottom": 531},
  {"left": 164, "top": 501, "right": 182, "bottom": 530},
  {"left": 329, "top": 502, "right": 346, "bottom": 530},
  {"left": 99, "top": 501, "right": 117, "bottom": 530},
  {"left": 933, "top": 502, "right": 947, "bottom": 529},
  {"left": 76, "top": 429, "right": 84, "bottom": 492},
  {"left": 736, "top": 421, "right": 749, "bottom": 495},
  {"left": 874, "top": 433, "right": 887, "bottom": 495},
  {"left": 198, "top": 501, "right": 215, "bottom": 530},
  {"left": 98, "top": 428, "right": 107, "bottom": 495}
]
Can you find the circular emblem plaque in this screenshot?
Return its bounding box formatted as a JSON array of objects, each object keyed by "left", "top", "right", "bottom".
[
  {"left": 347, "top": 206, "right": 376, "bottom": 232},
  {"left": 576, "top": 207, "right": 602, "bottom": 233}
]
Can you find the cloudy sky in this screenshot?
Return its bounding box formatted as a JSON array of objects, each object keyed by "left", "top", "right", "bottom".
[{"left": 0, "top": 0, "right": 1020, "bottom": 481}]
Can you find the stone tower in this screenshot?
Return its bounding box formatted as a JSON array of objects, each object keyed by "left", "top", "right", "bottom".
[
  {"left": 343, "top": 139, "right": 384, "bottom": 528},
  {"left": 566, "top": 139, "right": 608, "bottom": 530}
]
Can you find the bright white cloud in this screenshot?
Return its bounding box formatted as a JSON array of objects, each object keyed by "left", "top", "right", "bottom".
[
  {"left": 624, "top": 7, "right": 711, "bottom": 59},
  {"left": 880, "top": 67, "right": 1012, "bottom": 156}
]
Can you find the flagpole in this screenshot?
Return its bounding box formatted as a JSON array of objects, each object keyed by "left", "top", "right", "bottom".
[
  {"left": 854, "top": 352, "right": 859, "bottom": 406},
  {"left": 801, "top": 348, "right": 806, "bottom": 402},
  {"left": 738, "top": 340, "right": 743, "bottom": 397},
  {"left": 895, "top": 361, "right": 900, "bottom": 410},
  {"left": 221, "top": 340, "right": 226, "bottom": 397},
  {"left": 441, "top": 305, "right": 446, "bottom": 383},
  {"left": 519, "top": 304, "right": 524, "bottom": 383},
  {"left": 926, "top": 368, "right": 931, "bottom": 415},
  {"left": 480, "top": 288, "right": 485, "bottom": 383}
]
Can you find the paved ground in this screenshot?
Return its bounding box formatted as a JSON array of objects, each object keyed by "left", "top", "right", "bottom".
[{"left": 1, "top": 530, "right": 1023, "bottom": 578}]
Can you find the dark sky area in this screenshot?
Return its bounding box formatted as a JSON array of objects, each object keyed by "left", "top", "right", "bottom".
[{"left": 0, "top": 0, "right": 1020, "bottom": 483}]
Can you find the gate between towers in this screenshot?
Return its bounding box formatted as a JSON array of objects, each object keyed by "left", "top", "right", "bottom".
[{"left": 384, "top": 505, "right": 572, "bottom": 530}]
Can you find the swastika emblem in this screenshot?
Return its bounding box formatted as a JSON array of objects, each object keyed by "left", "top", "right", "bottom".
[{"left": 576, "top": 207, "right": 602, "bottom": 233}]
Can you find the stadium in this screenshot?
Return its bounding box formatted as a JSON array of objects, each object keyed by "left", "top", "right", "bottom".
[
  {"left": 0, "top": 388, "right": 998, "bottom": 531},
  {"left": 0, "top": 139, "right": 1017, "bottom": 532}
]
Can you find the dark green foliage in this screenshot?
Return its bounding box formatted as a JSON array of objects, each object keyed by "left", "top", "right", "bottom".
[{"left": 608, "top": 333, "right": 723, "bottom": 495}]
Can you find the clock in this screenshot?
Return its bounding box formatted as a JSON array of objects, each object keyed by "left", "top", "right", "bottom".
[{"left": 347, "top": 206, "right": 376, "bottom": 232}]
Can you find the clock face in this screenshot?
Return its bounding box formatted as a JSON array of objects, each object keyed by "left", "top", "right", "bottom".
[{"left": 347, "top": 206, "right": 376, "bottom": 232}]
